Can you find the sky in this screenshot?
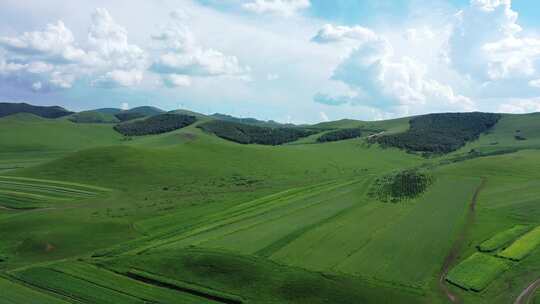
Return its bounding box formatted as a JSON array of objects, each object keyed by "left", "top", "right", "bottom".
[{"left": 1, "top": 0, "right": 540, "bottom": 123}]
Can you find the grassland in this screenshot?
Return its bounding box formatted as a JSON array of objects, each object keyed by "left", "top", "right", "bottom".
[
  {"left": 446, "top": 253, "right": 510, "bottom": 291},
  {"left": 478, "top": 225, "right": 530, "bottom": 252},
  {"left": 498, "top": 226, "right": 540, "bottom": 261},
  {"left": 1, "top": 109, "right": 540, "bottom": 303},
  {"left": 0, "top": 176, "right": 109, "bottom": 209}
]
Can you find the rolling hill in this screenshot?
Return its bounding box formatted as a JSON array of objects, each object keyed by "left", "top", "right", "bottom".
[
  {"left": 0, "top": 102, "right": 73, "bottom": 118},
  {"left": 0, "top": 102, "right": 539, "bottom": 304}
]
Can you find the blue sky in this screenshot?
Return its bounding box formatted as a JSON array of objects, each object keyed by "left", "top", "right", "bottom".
[{"left": 1, "top": 0, "right": 540, "bottom": 123}]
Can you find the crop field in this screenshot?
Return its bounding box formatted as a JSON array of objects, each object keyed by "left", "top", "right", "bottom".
[
  {"left": 0, "top": 176, "right": 109, "bottom": 209},
  {"left": 478, "top": 225, "right": 530, "bottom": 252},
  {"left": 446, "top": 253, "right": 510, "bottom": 292},
  {"left": 498, "top": 226, "right": 540, "bottom": 261},
  {"left": 0, "top": 276, "right": 70, "bottom": 304},
  {"left": 8, "top": 262, "right": 223, "bottom": 304}
]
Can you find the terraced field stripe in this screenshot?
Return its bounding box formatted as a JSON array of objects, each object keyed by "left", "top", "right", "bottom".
[
  {"left": 12, "top": 267, "right": 148, "bottom": 304},
  {"left": 182, "top": 181, "right": 365, "bottom": 250},
  {"left": 0, "top": 176, "right": 112, "bottom": 192},
  {"left": 255, "top": 201, "right": 361, "bottom": 258},
  {"left": 135, "top": 179, "right": 362, "bottom": 253},
  {"left": 0, "top": 181, "right": 97, "bottom": 197},
  {"left": 0, "top": 276, "right": 70, "bottom": 304},
  {"left": 497, "top": 226, "right": 540, "bottom": 261},
  {"left": 125, "top": 269, "right": 244, "bottom": 304},
  {"left": 48, "top": 262, "right": 219, "bottom": 304}
]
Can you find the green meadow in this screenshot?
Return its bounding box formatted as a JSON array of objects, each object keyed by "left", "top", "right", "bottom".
[{"left": 1, "top": 109, "right": 540, "bottom": 303}]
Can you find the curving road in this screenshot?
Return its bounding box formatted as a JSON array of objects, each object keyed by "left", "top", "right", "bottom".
[
  {"left": 515, "top": 278, "right": 540, "bottom": 304},
  {"left": 439, "top": 178, "right": 487, "bottom": 303}
]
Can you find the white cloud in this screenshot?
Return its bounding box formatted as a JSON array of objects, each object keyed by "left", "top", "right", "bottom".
[
  {"left": 319, "top": 111, "right": 329, "bottom": 122},
  {"left": 120, "top": 102, "right": 129, "bottom": 110},
  {"left": 31, "top": 81, "right": 42, "bottom": 91},
  {"left": 151, "top": 10, "right": 249, "bottom": 87},
  {"left": 243, "top": 0, "right": 310, "bottom": 17},
  {"left": 267, "top": 73, "right": 279, "bottom": 80},
  {"left": 162, "top": 74, "right": 192, "bottom": 88},
  {"left": 312, "top": 24, "right": 378, "bottom": 44},
  {"left": 0, "top": 8, "right": 146, "bottom": 90},
  {"left": 448, "top": 0, "right": 540, "bottom": 81},
  {"left": 314, "top": 24, "right": 474, "bottom": 115},
  {"left": 498, "top": 99, "right": 540, "bottom": 114},
  {"left": 92, "top": 69, "right": 143, "bottom": 88},
  {"left": 0, "top": 20, "right": 86, "bottom": 64},
  {"left": 87, "top": 8, "right": 147, "bottom": 87},
  {"left": 529, "top": 79, "right": 540, "bottom": 88}
]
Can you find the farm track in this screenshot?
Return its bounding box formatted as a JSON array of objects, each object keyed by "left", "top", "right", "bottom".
[
  {"left": 514, "top": 278, "right": 540, "bottom": 304},
  {"left": 439, "top": 178, "right": 487, "bottom": 303}
]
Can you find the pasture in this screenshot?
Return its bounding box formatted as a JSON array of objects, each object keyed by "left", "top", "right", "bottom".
[
  {"left": 446, "top": 253, "right": 510, "bottom": 292},
  {"left": 498, "top": 226, "right": 540, "bottom": 261}
]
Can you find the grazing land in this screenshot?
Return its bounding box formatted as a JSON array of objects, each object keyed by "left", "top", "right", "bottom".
[
  {"left": 478, "top": 225, "right": 530, "bottom": 252},
  {"left": 498, "top": 226, "right": 540, "bottom": 261},
  {"left": 1, "top": 104, "right": 540, "bottom": 303},
  {"left": 446, "top": 253, "right": 510, "bottom": 292}
]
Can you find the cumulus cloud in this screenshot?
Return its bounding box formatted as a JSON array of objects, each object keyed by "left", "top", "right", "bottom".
[
  {"left": 151, "top": 10, "right": 249, "bottom": 88},
  {"left": 92, "top": 69, "right": 143, "bottom": 88},
  {"left": 161, "top": 74, "right": 192, "bottom": 88},
  {"left": 0, "top": 21, "right": 86, "bottom": 64},
  {"left": 529, "top": 79, "right": 540, "bottom": 88},
  {"left": 312, "top": 24, "right": 378, "bottom": 44},
  {"left": 243, "top": 0, "right": 310, "bottom": 17},
  {"left": 448, "top": 0, "right": 540, "bottom": 81},
  {"left": 267, "top": 73, "right": 279, "bottom": 80},
  {"left": 319, "top": 111, "right": 329, "bottom": 122},
  {"left": 87, "top": 8, "right": 147, "bottom": 86},
  {"left": 498, "top": 99, "right": 540, "bottom": 114},
  {"left": 313, "top": 24, "right": 474, "bottom": 115},
  {"left": 0, "top": 8, "right": 146, "bottom": 90}
]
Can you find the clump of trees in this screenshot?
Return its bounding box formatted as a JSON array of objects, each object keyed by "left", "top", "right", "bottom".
[
  {"left": 69, "top": 111, "right": 119, "bottom": 123},
  {"left": 114, "top": 114, "right": 197, "bottom": 136},
  {"left": 371, "top": 112, "right": 501, "bottom": 154},
  {"left": 369, "top": 169, "right": 433, "bottom": 203},
  {"left": 317, "top": 128, "right": 362, "bottom": 143},
  {"left": 198, "top": 120, "right": 317, "bottom": 145},
  {"left": 114, "top": 112, "right": 147, "bottom": 122}
]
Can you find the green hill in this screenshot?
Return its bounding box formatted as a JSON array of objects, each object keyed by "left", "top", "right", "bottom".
[
  {"left": 0, "top": 102, "right": 73, "bottom": 118},
  {"left": 1, "top": 103, "right": 540, "bottom": 304},
  {"left": 68, "top": 111, "right": 120, "bottom": 124}
]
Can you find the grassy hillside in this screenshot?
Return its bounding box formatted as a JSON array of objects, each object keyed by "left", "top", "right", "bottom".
[
  {"left": 68, "top": 111, "right": 120, "bottom": 123},
  {"left": 0, "top": 102, "right": 73, "bottom": 118},
  {"left": 1, "top": 106, "right": 540, "bottom": 303}
]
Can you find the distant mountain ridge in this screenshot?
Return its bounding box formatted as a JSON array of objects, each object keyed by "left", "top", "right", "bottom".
[
  {"left": 0, "top": 102, "right": 73, "bottom": 119},
  {"left": 210, "top": 113, "right": 295, "bottom": 128}
]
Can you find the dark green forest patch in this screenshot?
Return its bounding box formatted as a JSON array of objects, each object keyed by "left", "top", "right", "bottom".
[
  {"left": 114, "top": 114, "right": 197, "bottom": 136},
  {"left": 317, "top": 128, "right": 363, "bottom": 143},
  {"left": 198, "top": 120, "right": 317, "bottom": 145},
  {"left": 371, "top": 112, "right": 501, "bottom": 154}
]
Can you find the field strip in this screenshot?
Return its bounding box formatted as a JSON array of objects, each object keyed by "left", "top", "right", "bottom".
[
  {"left": 255, "top": 177, "right": 374, "bottom": 257},
  {"left": 439, "top": 178, "right": 486, "bottom": 303},
  {"left": 255, "top": 198, "right": 362, "bottom": 258},
  {"left": 10, "top": 267, "right": 148, "bottom": 304},
  {"left": 125, "top": 269, "right": 244, "bottom": 304},
  {"left": 98, "top": 180, "right": 361, "bottom": 256},
  {"left": 191, "top": 181, "right": 364, "bottom": 251},
  {"left": 0, "top": 176, "right": 112, "bottom": 192},
  {"left": 134, "top": 179, "right": 363, "bottom": 254}
]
